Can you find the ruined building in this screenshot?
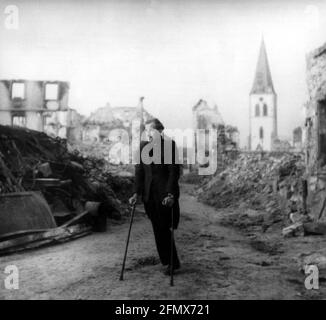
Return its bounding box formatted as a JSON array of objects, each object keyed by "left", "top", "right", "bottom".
[
  {"left": 225, "top": 125, "right": 240, "bottom": 150},
  {"left": 293, "top": 126, "right": 303, "bottom": 152},
  {"left": 81, "top": 98, "right": 153, "bottom": 164},
  {"left": 192, "top": 99, "right": 239, "bottom": 148},
  {"left": 192, "top": 99, "right": 224, "bottom": 131},
  {"left": 82, "top": 98, "right": 152, "bottom": 144},
  {"left": 0, "top": 80, "right": 77, "bottom": 139},
  {"left": 192, "top": 99, "right": 239, "bottom": 167},
  {"left": 305, "top": 43, "right": 326, "bottom": 220},
  {"left": 192, "top": 99, "right": 224, "bottom": 159},
  {"left": 249, "top": 39, "right": 278, "bottom": 151}
]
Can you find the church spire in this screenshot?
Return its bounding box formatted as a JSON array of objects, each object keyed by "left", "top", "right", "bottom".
[{"left": 250, "top": 38, "right": 275, "bottom": 94}]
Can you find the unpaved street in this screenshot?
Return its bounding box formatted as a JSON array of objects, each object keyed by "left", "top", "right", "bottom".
[{"left": 0, "top": 185, "right": 324, "bottom": 300}]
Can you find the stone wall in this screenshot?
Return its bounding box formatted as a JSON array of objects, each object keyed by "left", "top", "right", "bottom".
[{"left": 305, "top": 42, "right": 326, "bottom": 220}]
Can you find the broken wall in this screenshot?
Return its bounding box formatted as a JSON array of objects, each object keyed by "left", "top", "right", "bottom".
[
  {"left": 67, "top": 109, "right": 84, "bottom": 142},
  {"left": 0, "top": 80, "right": 70, "bottom": 136},
  {"left": 293, "top": 127, "right": 303, "bottom": 151},
  {"left": 192, "top": 99, "right": 224, "bottom": 130},
  {"left": 305, "top": 43, "right": 326, "bottom": 220}
]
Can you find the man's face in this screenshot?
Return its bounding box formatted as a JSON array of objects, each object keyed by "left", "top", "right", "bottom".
[{"left": 145, "top": 123, "right": 161, "bottom": 140}]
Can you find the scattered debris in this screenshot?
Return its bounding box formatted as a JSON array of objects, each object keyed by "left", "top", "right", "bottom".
[
  {"left": 0, "top": 224, "right": 92, "bottom": 256},
  {"left": 197, "top": 152, "right": 304, "bottom": 211},
  {"left": 303, "top": 222, "right": 326, "bottom": 236},
  {"left": 249, "top": 235, "right": 283, "bottom": 255},
  {"left": 194, "top": 152, "right": 306, "bottom": 236},
  {"left": 0, "top": 125, "right": 133, "bottom": 253},
  {"left": 282, "top": 222, "right": 304, "bottom": 238}
]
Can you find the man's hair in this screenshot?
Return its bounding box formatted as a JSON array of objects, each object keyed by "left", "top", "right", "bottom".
[{"left": 145, "top": 118, "right": 164, "bottom": 131}]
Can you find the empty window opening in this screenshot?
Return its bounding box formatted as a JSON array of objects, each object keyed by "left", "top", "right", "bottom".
[
  {"left": 255, "top": 104, "right": 260, "bottom": 117},
  {"left": 45, "top": 83, "right": 59, "bottom": 100},
  {"left": 263, "top": 104, "right": 268, "bottom": 116},
  {"left": 259, "top": 127, "right": 264, "bottom": 139},
  {"left": 12, "top": 115, "right": 26, "bottom": 127},
  {"left": 11, "top": 82, "right": 25, "bottom": 99}
]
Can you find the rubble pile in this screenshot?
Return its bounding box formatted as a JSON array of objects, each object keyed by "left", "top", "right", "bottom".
[
  {"left": 0, "top": 125, "right": 132, "bottom": 221},
  {"left": 197, "top": 152, "right": 305, "bottom": 215},
  {"left": 0, "top": 125, "right": 68, "bottom": 193},
  {"left": 69, "top": 151, "right": 134, "bottom": 205},
  {"left": 70, "top": 141, "right": 114, "bottom": 164}
]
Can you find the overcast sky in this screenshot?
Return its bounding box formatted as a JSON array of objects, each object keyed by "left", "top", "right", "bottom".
[{"left": 0, "top": 0, "right": 325, "bottom": 147}]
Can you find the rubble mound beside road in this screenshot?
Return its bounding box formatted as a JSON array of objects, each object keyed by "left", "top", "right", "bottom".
[
  {"left": 197, "top": 152, "right": 305, "bottom": 213},
  {"left": 0, "top": 125, "right": 133, "bottom": 220}
]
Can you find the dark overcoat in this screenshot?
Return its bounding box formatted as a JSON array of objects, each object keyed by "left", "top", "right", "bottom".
[{"left": 134, "top": 137, "right": 181, "bottom": 229}]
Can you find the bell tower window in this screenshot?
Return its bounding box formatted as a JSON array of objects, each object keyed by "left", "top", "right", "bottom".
[
  {"left": 255, "top": 104, "right": 260, "bottom": 117},
  {"left": 259, "top": 127, "right": 264, "bottom": 139},
  {"left": 263, "top": 104, "right": 268, "bottom": 116}
]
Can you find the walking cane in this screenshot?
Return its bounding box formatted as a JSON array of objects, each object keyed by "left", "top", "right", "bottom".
[
  {"left": 170, "top": 206, "right": 174, "bottom": 287},
  {"left": 119, "top": 203, "right": 136, "bottom": 281}
]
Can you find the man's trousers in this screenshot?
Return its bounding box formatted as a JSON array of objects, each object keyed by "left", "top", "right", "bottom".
[{"left": 144, "top": 185, "right": 180, "bottom": 267}]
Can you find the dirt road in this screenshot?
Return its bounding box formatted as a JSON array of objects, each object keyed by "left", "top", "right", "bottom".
[{"left": 0, "top": 185, "right": 323, "bottom": 299}]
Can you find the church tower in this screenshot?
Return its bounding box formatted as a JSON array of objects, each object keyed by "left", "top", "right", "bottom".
[{"left": 249, "top": 39, "right": 277, "bottom": 151}]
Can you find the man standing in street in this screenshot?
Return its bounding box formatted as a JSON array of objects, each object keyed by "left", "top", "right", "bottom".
[{"left": 129, "top": 118, "right": 181, "bottom": 275}]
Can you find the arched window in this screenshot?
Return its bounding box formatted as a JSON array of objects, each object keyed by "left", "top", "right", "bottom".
[
  {"left": 255, "top": 104, "right": 260, "bottom": 117},
  {"left": 259, "top": 127, "right": 264, "bottom": 139},
  {"left": 263, "top": 104, "right": 268, "bottom": 116}
]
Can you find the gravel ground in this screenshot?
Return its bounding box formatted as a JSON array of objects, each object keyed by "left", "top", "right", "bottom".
[{"left": 0, "top": 184, "right": 325, "bottom": 300}]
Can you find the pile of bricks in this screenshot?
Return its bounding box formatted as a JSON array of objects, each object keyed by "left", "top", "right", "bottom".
[{"left": 197, "top": 152, "right": 305, "bottom": 215}]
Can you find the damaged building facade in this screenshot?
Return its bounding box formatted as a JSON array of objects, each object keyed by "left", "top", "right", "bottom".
[
  {"left": 82, "top": 98, "right": 152, "bottom": 143},
  {"left": 293, "top": 126, "right": 304, "bottom": 152},
  {"left": 79, "top": 98, "right": 153, "bottom": 164},
  {"left": 192, "top": 99, "right": 239, "bottom": 148},
  {"left": 305, "top": 43, "right": 326, "bottom": 220},
  {"left": 193, "top": 99, "right": 224, "bottom": 165},
  {"left": 0, "top": 79, "right": 79, "bottom": 139},
  {"left": 192, "top": 99, "right": 239, "bottom": 167}
]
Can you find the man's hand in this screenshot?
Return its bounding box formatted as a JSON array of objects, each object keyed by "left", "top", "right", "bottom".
[
  {"left": 129, "top": 193, "right": 138, "bottom": 206},
  {"left": 162, "top": 194, "right": 174, "bottom": 207}
]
